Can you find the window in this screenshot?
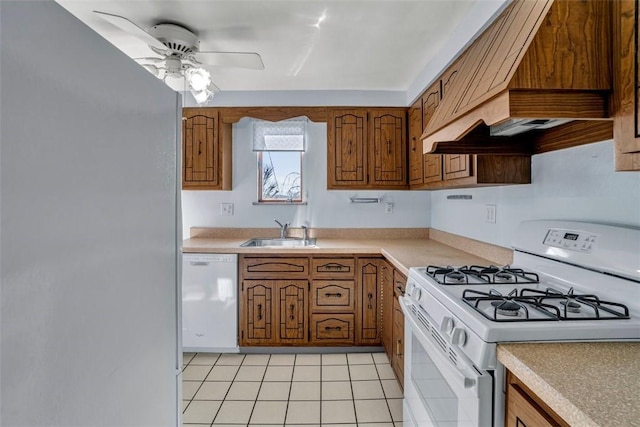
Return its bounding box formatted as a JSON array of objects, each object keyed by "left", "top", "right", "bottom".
[{"left": 253, "top": 118, "right": 306, "bottom": 203}]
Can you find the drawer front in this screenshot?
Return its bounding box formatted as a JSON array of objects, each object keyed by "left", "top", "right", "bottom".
[
  {"left": 393, "top": 296, "right": 404, "bottom": 329},
  {"left": 311, "top": 281, "right": 355, "bottom": 312},
  {"left": 310, "top": 314, "right": 355, "bottom": 344},
  {"left": 242, "top": 256, "right": 309, "bottom": 278},
  {"left": 311, "top": 257, "right": 355, "bottom": 278}
]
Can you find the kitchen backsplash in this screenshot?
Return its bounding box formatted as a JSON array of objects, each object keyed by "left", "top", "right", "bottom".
[{"left": 431, "top": 140, "right": 640, "bottom": 248}]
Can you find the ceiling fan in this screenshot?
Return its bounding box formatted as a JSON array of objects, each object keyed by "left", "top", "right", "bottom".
[{"left": 94, "top": 11, "right": 265, "bottom": 103}]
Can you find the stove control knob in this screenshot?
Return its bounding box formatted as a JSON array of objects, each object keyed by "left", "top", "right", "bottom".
[
  {"left": 441, "top": 316, "right": 455, "bottom": 334},
  {"left": 451, "top": 327, "right": 467, "bottom": 347},
  {"left": 414, "top": 288, "right": 422, "bottom": 301}
]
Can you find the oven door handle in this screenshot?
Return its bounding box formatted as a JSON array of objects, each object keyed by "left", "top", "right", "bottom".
[{"left": 401, "top": 298, "right": 482, "bottom": 393}]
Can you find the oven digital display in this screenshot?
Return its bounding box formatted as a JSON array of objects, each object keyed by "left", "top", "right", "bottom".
[{"left": 564, "top": 232, "right": 579, "bottom": 241}]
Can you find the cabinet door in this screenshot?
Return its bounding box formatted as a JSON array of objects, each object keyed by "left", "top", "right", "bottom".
[
  {"left": 240, "top": 280, "right": 275, "bottom": 345},
  {"left": 381, "top": 261, "right": 394, "bottom": 360},
  {"left": 423, "top": 155, "right": 443, "bottom": 183},
  {"left": 506, "top": 383, "right": 562, "bottom": 427},
  {"left": 328, "top": 109, "right": 367, "bottom": 188},
  {"left": 183, "top": 109, "right": 219, "bottom": 189},
  {"left": 370, "top": 110, "right": 407, "bottom": 186},
  {"left": 392, "top": 270, "right": 406, "bottom": 386},
  {"left": 356, "top": 258, "right": 381, "bottom": 345},
  {"left": 275, "top": 280, "right": 309, "bottom": 345},
  {"left": 408, "top": 100, "right": 424, "bottom": 186},
  {"left": 421, "top": 83, "right": 443, "bottom": 183},
  {"left": 613, "top": 0, "right": 640, "bottom": 170},
  {"left": 443, "top": 154, "right": 473, "bottom": 180},
  {"left": 392, "top": 295, "right": 405, "bottom": 387}
]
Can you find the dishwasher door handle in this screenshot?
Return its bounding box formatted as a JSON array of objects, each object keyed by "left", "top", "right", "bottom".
[{"left": 189, "top": 261, "right": 210, "bottom": 266}]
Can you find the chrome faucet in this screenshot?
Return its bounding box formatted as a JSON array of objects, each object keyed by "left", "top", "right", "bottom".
[
  {"left": 301, "top": 225, "right": 308, "bottom": 242},
  {"left": 275, "top": 219, "right": 289, "bottom": 239}
]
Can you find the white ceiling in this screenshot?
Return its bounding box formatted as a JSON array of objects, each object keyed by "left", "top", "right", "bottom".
[{"left": 56, "top": 0, "right": 478, "bottom": 94}]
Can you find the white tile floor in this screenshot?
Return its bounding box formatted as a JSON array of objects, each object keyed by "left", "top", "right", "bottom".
[{"left": 182, "top": 352, "right": 403, "bottom": 426}]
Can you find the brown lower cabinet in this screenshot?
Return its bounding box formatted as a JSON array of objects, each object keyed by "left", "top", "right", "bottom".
[
  {"left": 380, "top": 260, "right": 406, "bottom": 387},
  {"left": 391, "top": 270, "right": 406, "bottom": 386},
  {"left": 241, "top": 279, "right": 309, "bottom": 346},
  {"left": 505, "top": 370, "right": 569, "bottom": 427},
  {"left": 239, "top": 255, "right": 382, "bottom": 347}
]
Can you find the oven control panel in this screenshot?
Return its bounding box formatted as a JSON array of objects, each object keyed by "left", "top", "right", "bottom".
[{"left": 543, "top": 229, "right": 598, "bottom": 253}]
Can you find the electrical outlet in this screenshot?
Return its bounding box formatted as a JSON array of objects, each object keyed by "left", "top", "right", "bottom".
[
  {"left": 385, "top": 202, "right": 394, "bottom": 214},
  {"left": 220, "top": 203, "right": 234, "bottom": 216},
  {"left": 485, "top": 204, "right": 497, "bottom": 223}
]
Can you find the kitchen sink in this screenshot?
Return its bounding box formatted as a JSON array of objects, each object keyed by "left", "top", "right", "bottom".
[
  {"left": 240, "top": 238, "right": 317, "bottom": 248},
  {"left": 240, "top": 239, "right": 317, "bottom": 248}
]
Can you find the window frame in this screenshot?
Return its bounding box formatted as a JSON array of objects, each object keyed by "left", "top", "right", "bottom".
[{"left": 257, "top": 150, "right": 304, "bottom": 204}]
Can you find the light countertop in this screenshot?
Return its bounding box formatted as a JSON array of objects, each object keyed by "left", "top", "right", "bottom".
[
  {"left": 182, "top": 236, "right": 497, "bottom": 276},
  {"left": 498, "top": 342, "right": 640, "bottom": 427}
]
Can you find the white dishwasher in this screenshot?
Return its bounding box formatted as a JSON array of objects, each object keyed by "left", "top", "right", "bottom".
[{"left": 182, "top": 253, "right": 239, "bottom": 353}]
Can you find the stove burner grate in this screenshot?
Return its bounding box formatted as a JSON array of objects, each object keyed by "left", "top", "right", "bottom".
[{"left": 425, "top": 264, "right": 539, "bottom": 286}]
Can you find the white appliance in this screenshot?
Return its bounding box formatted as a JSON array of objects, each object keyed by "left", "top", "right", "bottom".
[
  {"left": 182, "top": 253, "right": 239, "bottom": 352},
  {"left": 1, "top": 2, "right": 181, "bottom": 426},
  {"left": 401, "top": 220, "right": 640, "bottom": 427}
]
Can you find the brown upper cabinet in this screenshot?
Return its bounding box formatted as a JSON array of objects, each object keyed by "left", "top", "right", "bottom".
[
  {"left": 411, "top": 59, "right": 529, "bottom": 189},
  {"left": 421, "top": 0, "right": 613, "bottom": 157},
  {"left": 328, "top": 108, "right": 407, "bottom": 189},
  {"left": 182, "top": 108, "right": 232, "bottom": 190},
  {"left": 612, "top": 0, "right": 640, "bottom": 171}
]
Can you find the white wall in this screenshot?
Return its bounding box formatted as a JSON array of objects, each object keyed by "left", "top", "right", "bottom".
[
  {"left": 430, "top": 141, "right": 640, "bottom": 248},
  {"left": 1, "top": 2, "right": 179, "bottom": 426},
  {"left": 182, "top": 119, "right": 430, "bottom": 237}
]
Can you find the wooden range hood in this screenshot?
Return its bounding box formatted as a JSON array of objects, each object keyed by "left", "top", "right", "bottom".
[{"left": 422, "top": 0, "right": 613, "bottom": 155}]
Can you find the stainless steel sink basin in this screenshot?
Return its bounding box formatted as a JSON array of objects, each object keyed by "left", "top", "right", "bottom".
[{"left": 240, "top": 238, "right": 317, "bottom": 248}]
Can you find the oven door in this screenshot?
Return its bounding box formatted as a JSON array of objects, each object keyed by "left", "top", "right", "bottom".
[{"left": 401, "top": 300, "right": 492, "bottom": 427}]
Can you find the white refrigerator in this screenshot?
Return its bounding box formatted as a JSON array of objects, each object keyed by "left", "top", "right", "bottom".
[{"left": 1, "top": 2, "right": 181, "bottom": 426}]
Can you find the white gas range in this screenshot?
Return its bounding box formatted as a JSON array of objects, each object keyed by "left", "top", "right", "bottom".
[{"left": 400, "top": 220, "right": 640, "bottom": 427}]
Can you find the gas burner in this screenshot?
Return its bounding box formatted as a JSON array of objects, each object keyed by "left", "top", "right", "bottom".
[
  {"left": 494, "top": 272, "right": 515, "bottom": 283},
  {"left": 446, "top": 271, "right": 466, "bottom": 282},
  {"left": 491, "top": 300, "right": 521, "bottom": 316},
  {"left": 560, "top": 299, "right": 581, "bottom": 313}
]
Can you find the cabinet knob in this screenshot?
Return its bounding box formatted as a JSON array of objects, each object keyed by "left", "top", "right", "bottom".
[{"left": 396, "top": 338, "right": 403, "bottom": 357}]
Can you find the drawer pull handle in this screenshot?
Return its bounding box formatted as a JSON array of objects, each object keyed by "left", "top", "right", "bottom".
[
  {"left": 325, "top": 292, "right": 342, "bottom": 298},
  {"left": 367, "top": 292, "right": 373, "bottom": 309},
  {"left": 396, "top": 286, "right": 405, "bottom": 296},
  {"left": 387, "top": 140, "right": 391, "bottom": 155},
  {"left": 396, "top": 338, "right": 402, "bottom": 357},
  {"left": 325, "top": 326, "right": 342, "bottom": 331},
  {"left": 257, "top": 304, "right": 262, "bottom": 321},
  {"left": 348, "top": 140, "right": 352, "bottom": 155},
  {"left": 289, "top": 304, "right": 295, "bottom": 320}
]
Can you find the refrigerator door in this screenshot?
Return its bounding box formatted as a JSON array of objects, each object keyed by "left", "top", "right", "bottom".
[{"left": 1, "top": 2, "right": 179, "bottom": 426}]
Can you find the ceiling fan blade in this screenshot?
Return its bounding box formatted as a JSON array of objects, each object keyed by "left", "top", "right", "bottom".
[
  {"left": 196, "top": 52, "right": 264, "bottom": 70},
  {"left": 93, "top": 11, "right": 167, "bottom": 52},
  {"left": 134, "top": 57, "right": 165, "bottom": 64}
]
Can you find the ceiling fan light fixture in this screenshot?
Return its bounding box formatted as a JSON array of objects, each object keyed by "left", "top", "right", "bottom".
[
  {"left": 185, "top": 67, "right": 212, "bottom": 92},
  {"left": 191, "top": 87, "right": 214, "bottom": 105}
]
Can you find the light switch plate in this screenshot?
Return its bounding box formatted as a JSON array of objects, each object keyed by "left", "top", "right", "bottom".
[
  {"left": 220, "top": 203, "right": 234, "bottom": 216},
  {"left": 485, "top": 204, "right": 496, "bottom": 223}
]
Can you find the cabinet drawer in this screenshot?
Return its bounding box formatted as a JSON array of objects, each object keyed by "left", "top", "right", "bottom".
[
  {"left": 310, "top": 314, "right": 355, "bottom": 344},
  {"left": 311, "top": 257, "right": 355, "bottom": 278},
  {"left": 241, "top": 256, "right": 309, "bottom": 278},
  {"left": 311, "top": 281, "right": 355, "bottom": 312}
]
